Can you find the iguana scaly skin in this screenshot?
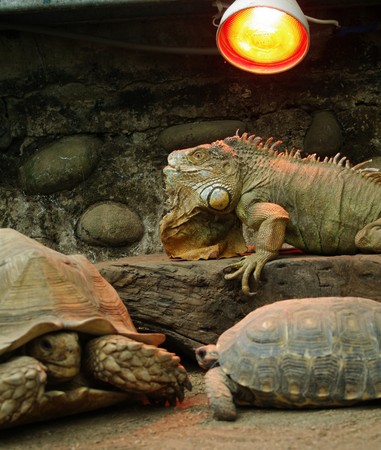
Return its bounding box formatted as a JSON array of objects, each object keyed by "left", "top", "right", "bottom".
[{"left": 161, "top": 133, "right": 381, "bottom": 295}]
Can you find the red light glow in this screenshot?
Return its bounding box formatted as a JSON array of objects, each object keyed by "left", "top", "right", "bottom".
[{"left": 217, "top": 6, "right": 309, "bottom": 74}]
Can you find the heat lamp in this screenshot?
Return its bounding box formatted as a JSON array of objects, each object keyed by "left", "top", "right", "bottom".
[{"left": 216, "top": 0, "right": 311, "bottom": 74}]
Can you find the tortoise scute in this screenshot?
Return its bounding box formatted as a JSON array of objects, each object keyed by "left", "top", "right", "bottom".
[
  {"left": 279, "top": 354, "right": 308, "bottom": 400},
  {"left": 367, "top": 359, "right": 381, "bottom": 398},
  {"left": 245, "top": 313, "right": 286, "bottom": 345},
  {"left": 288, "top": 309, "right": 332, "bottom": 357},
  {"left": 308, "top": 355, "right": 340, "bottom": 401},
  {"left": 333, "top": 308, "right": 378, "bottom": 359},
  {"left": 340, "top": 359, "right": 368, "bottom": 400}
]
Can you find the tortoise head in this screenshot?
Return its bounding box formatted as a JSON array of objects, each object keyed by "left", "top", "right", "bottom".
[
  {"left": 195, "top": 344, "right": 219, "bottom": 370},
  {"left": 26, "top": 331, "right": 81, "bottom": 383}
]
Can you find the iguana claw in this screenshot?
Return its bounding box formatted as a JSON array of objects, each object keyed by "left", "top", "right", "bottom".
[{"left": 224, "top": 253, "right": 271, "bottom": 296}]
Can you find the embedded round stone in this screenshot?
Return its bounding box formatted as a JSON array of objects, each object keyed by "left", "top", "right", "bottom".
[
  {"left": 303, "top": 111, "right": 343, "bottom": 157},
  {"left": 19, "top": 135, "right": 101, "bottom": 194},
  {"left": 159, "top": 120, "right": 247, "bottom": 151},
  {"left": 76, "top": 202, "right": 144, "bottom": 246}
]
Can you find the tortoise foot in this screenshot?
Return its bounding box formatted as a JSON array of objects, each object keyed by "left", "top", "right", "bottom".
[
  {"left": 204, "top": 367, "right": 237, "bottom": 421},
  {"left": 209, "top": 396, "right": 237, "bottom": 421},
  {"left": 0, "top": 356, "right": 47, "bottom": 427},
  {"left": 85, "top": 335, "right": 191, "bottom": 405}
]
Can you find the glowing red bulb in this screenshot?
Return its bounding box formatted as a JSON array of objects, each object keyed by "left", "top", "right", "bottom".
[{"left": 217, "top": 5, "right": 310, "bottom": 74}]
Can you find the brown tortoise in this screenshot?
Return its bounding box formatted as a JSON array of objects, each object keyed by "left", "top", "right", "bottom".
[
  {"left": 0, "top": 228, "right": 191, "bottom": 428},
  {"left": 196, "top": 296, "right": 381, "bottom": 420}
]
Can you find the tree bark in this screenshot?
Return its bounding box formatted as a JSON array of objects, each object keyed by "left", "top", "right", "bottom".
[{"left": 97, "top": 253, "right": 381, "bottom": 356}]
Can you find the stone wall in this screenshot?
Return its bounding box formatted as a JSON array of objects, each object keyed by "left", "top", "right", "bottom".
[{"left": 0, "top": 8, "right": 380, "bottom": 262}]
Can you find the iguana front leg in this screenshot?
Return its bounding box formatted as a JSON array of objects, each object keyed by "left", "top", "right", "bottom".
[{"left": 225, "top": 202, "right": 289, "bottom": 296}]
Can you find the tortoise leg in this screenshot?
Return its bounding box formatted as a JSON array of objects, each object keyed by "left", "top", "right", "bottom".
[
  {"left": 84, "top": 335, "right": 191, "bottom": 405},
  {"left": 0, "top": 356, "right": 47, "bottom": 428},
  {"left": 204, "top": 366, "right": 237, "bottom": 421}
]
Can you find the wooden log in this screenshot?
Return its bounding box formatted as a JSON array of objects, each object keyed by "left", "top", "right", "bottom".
[{"left": 97, "top": 253, "right": 381, "bottom": 356}]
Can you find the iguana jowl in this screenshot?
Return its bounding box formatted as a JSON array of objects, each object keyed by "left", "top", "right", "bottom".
[{"left": 161, "top": 133, "right": 381, "bottom": 295}]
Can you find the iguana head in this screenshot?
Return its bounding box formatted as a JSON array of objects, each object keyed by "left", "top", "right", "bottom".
[{"left": 164, "top": 141, "right": 242, "bottom": 214}]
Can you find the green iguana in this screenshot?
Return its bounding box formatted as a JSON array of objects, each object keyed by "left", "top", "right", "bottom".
[{"left": 161, "top": 133, "right": 381, "bottom": 296}]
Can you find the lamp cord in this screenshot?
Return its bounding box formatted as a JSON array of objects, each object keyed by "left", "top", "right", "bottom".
[{"left": 305, "top": 16, "right": 340, "bottom": 28}]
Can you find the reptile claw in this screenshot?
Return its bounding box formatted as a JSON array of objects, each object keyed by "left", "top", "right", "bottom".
[
  {"left": 241, "top": 280, "right": 259, "bottom": 297},
  {"left": 223, "top": 260, "right": 256, "bottom": 295},
  {"left": 223, "top": 257, "right": 246, "bottom": 278},
  {"left": 223, "top": 255, "right": 267, "bottom": 295},
  {"left": 223, "top": 267, "right": 244, "bottom": 280}
]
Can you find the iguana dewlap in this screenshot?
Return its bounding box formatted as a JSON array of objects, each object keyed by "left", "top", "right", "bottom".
[{"left": 161, "top": 133, "right": 381, "bottom": 295}]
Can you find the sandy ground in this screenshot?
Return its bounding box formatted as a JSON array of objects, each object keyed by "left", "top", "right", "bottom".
[{"left": 1, "top": 365, "right": 381, "bottom": 450}]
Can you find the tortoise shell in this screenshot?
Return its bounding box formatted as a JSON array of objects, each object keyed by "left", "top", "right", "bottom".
[
  {"left": 217, "top": 296, "right": 381, "bottom": 407},
  {"left": 0, "top": 228, "right": 164, "bottom": 356}
]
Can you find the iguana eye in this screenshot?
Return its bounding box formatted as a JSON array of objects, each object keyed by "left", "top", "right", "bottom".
[{"left": 189, "top": 148, "right": 208, "bottom": 163}]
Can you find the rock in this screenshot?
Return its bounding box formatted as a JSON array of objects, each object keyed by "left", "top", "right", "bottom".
[
  {"left": 19, "top": 135, "right": 102, "bottom": 194},
  {"left": 336, "top": 106, "right": 381, "bottom": 163},
  {"left": 303, "top": 111, "right": 343, "bottom": 157},
  {"left": 77, "top": 201, "right": 144, "bottom": 247},
  {"left": 158, "top": 120, "right": 246, "bottom": 151},
  {"left": 252, "top": 109, "right": 311, "bottom": 149}
]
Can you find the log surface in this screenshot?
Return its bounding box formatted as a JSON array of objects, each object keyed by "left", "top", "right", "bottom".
[{"left": 97, "top": 253, "right": 381, "bottom": 355}]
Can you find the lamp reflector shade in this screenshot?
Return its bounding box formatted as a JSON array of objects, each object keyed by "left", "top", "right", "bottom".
[{"left": 217, "top": 0, "right": 310, "bottom": 74}]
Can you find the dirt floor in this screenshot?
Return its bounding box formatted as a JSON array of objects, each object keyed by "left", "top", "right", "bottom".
[{"left": 1, "top": 364, "right": 381, "bottom": 450}]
